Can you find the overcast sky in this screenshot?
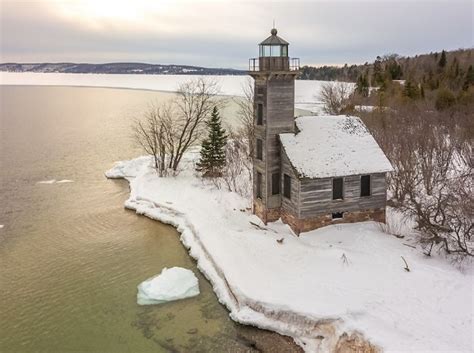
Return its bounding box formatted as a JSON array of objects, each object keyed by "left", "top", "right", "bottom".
[{"left": 1, "top": 0, "right": 472, "bottom": 68}]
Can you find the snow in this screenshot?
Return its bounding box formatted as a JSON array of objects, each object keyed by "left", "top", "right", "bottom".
[
  {"left": 0, "top": 72, "right": 340, "bottom": 105},
  {"left": 280, "top": 115, "right": 393, "bottom": 178},
  {"left": 137, "top": 267, "right": 200, "bottom": 305},
  {"left": 354, "top": 105, "right": 375, "bottom": 112},
  {"left": 106, "top": 154, "right": 472, "bottom": 352}
]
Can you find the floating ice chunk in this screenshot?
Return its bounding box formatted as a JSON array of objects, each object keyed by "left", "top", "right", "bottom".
[
  {"left": 137, "top": 267, "right": 200, "bottom": 305},
  {"left": 37, "top": 179, "right": 56, "bottom": 184},
  {"left": 0, "top": 225, "right": 4, "bottom": 229},
  {"left": 57, "top": 179, "right": 74, "bottom": 183}
]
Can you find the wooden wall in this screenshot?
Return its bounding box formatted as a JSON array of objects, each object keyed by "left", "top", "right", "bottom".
[
  {"left": 281, "top": 145, "right": 300, "bottom": 215},
  {"left": 298, "top": 172, "right": 387, "bottom": 218},
  {"left": 253, "top": 73, "right": 296, "bottom": 211}
]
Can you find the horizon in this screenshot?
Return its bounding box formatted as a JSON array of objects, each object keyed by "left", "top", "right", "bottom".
[
  {"left": 1, "top": 0, "right": 472, "bottom": 69},
  {"left": 2, "top": 46, "right": 472, "bottom": 71}
]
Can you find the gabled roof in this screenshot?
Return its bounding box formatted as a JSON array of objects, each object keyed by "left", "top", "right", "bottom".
[{"left": 279, "top": 115, "right": 393, "bottom": 179}]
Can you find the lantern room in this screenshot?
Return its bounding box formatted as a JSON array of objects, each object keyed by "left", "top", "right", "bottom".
[
  {"left": 249, "top": 28, "right": 299, "bottom": 73},
  {"left": 259, "top": 28, "right": 289, "bottom": 57}
]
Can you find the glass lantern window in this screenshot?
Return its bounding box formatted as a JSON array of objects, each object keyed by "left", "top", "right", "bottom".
[{"left": 259, "top": 45, "right": 288, "bottom": 57}]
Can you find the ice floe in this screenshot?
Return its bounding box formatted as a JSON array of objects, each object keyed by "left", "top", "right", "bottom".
[
  {"left": 137, "top": 267, "right": 200, "bottom": 305},
  {"left": 37, "top": 179, "right": 74, "bottom": 185}
]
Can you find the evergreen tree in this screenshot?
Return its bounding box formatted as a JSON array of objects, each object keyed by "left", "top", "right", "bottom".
[
  {"left": 196, "top": 106, "right": 228, "bottom": 177},
  {"left": 438, "top": 50, "right": 447, "bottom": 68},
  {"left": 403, "top": 80, "right": 420, "bottom": 99},
  {"left": 355, "top": 73, "right": 369, "bottom": 97},
  {"left": 373, "top": 56, "right": 385, "bottom": 86},
  {"left": 463, "top": 65, "right": 474, "bottom": 90}
]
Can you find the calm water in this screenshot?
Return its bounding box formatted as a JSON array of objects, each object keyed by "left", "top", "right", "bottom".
[{"left": 0, "top": 86, "right": 298, "bottom": 353}]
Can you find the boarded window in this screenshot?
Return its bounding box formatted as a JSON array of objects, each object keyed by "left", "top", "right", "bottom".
[
  {"left": 256, "top": 139, "right": 263, "bottom": 160},
  {"left": 332, "top": 178, "right": 343, "bottom": 200},
  {"left": 283, "top": 174, "right": 291, "bottom": 199},
  {"left": 272, "top": 173, "right": 280, "bottom": 195},
  {"left": 257, "top": 104, "right": 263, "bottom": 125},
  {"left": 256, "top": 172, "right": 262, "bottom": 199},
  {"left": 361, "top": 175, "right": 371, "bottom": 197}
]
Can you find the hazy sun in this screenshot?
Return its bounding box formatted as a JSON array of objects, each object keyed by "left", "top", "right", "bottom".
[{"left": 56, "top": 0, "right": 173, "bottom": 24}]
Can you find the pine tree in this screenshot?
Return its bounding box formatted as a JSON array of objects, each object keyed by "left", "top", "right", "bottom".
[
  {"left": 355, "top": 73, "right": 369, "bottom": 97},
  {"left": 196, "top": 106, "right": 228, "bottom": 177},
  {"left": 463, "top": 65, "right": 474, "bottom": 90},
  {"left": 438, "top": 50, "right": 447, "bottom": 68}
]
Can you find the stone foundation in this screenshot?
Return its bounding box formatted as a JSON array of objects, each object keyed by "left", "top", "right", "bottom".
[
  {"left": 282, "top": 208, "right": 386, "bottom": 235},
  {"left": 254, "top": 200, "right": 281, "bottom": 224}
]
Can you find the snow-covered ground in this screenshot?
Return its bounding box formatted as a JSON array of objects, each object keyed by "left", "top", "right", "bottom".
[
  {"left": 0, "top": 72, "right": 349, "bottom": 113},
  {"left": 106, "top": 152, "right": 473, "bottom": 353}
]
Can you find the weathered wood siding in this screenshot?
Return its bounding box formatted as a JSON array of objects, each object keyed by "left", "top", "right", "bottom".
[
  {"left": 281, "top": 146, "right": 300, "bottom": 215},
  {"left": 253, "top": 74, "right": 296, "bottom": 210},
  {"left": 299, "top": 173, "right": 387, "bottom": 218}
]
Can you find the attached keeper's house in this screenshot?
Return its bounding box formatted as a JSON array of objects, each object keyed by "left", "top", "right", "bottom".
[{"left": 249, "top": 28, "right": 393, "bottom": 234}]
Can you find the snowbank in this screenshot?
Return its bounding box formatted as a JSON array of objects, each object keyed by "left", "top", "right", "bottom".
[
  {"left": 137, "top": 267, "right": 200, "bottom": 305},
  {"left": 106, "top": 154, "right": 472, "bottom": 353}
]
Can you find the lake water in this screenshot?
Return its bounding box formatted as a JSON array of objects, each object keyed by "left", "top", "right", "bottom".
[{"left": 0, "top": 85, "right": 299, "bottom": 352}]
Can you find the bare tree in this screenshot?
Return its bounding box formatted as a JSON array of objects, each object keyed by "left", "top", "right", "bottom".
[
  {"left": 318, "top": 81, "right": 354, "bottom": 115},
  {"left": 171, "top": 78, "right": 221, "bottom": 171},
  {"left": 362, "top": 106, "right": 473, "bottom": 261},
  {"left": 208, "top": 129, "right": 252, "bottom": 198},
  {"left": 133, "top": 78, "right": 221, "bottom": 176},
  {"left": 234, "top": 77, "right": 255, "bottom": 161},
  {"left": 133, "top": 103, "right": 172, "bottom": 176}
]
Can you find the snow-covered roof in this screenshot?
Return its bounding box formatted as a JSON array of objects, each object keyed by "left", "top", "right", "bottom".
[{"left": 279, "top": 115, "right": 393, "bottom": 179}]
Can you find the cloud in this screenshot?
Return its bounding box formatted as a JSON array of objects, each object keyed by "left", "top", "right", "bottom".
[{"left": 1, "top": 0, "right": 472, "bottom": 67}]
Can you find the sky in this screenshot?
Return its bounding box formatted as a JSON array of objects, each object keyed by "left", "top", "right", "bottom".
[{"left": 1, "top": 0, "right": 472, "bottom": 69}]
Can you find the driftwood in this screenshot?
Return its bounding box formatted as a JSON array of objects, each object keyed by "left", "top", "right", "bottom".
[
  {"left": 401, "top": 256, "right": 410, "bottom": 272},
  {"left": 249, "top": 220, "right": 267, "bottom": 230},
  {"left": 403, "top": 243, "right": 416, "bottom": 249},
  {"left": 249, "top": 221, "right": 278, "bottom": 233}
]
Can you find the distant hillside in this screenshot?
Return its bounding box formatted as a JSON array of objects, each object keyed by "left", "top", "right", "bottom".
[
  {"left": 0, "top": 62, "right": 246, "bottom": 76},
  {"left": 300, "top": 48, "right": 474, "bottom": 85}
]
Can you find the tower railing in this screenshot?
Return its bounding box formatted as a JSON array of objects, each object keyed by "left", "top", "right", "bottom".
[{"left": 248, "top": 57, "right": 300, "bottom": 72}]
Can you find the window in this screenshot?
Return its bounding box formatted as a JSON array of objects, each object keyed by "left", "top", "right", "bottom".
[
  {"left": 271, "top": 173, "right": 280, "bottom": 195},
  {"left": 257, "top": 104, "right": 263, "bottom": 125},
  {"left": 283, "top": 174, "right": 291, "bottom": 199},
  {"left": 260, "top": 45, "right": 287, "bottom": 57},
  {"left": 360, "top": 175, "right": 371, "bottom": 197},
  {"left": 256, "top": 139, "right": 263, "bottom": 160},
  {"left": 256, "top": 172, "right": 262, "bottom": 199},
  {"left": 332, "top": 212, "right": 344, "bottom": 220},
  {"left": 332, "top": 178, "right": 343, "bottom": 200}
]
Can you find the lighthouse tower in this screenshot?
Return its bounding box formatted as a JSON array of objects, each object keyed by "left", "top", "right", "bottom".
[{"left": 248, "top": 28, "right": 300, "bottom": 223}]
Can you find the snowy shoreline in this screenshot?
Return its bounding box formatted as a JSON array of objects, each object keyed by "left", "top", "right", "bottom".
[
  {"left": 106, "top": 153, "right": 472, "bottom": 353},
  {"left": 0, "top": 72, "right": 351, "bottom": 111}
]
